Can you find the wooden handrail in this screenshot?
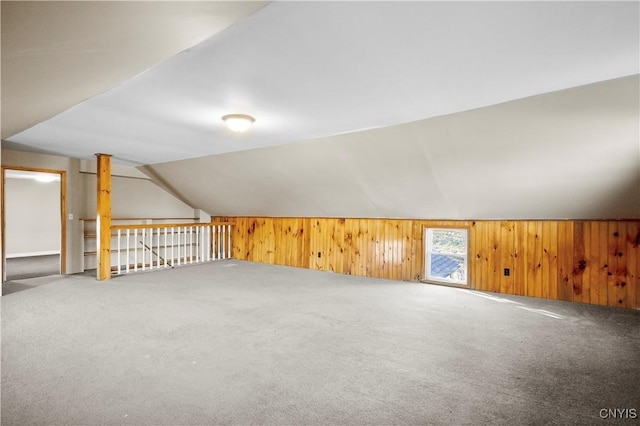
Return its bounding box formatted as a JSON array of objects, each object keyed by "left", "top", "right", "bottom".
[
  {"left": 111, "top": 222, "right": 234, "bottom": 231},
  {"left": 86, "top": 233, "right": 212, "bottom": 238}
]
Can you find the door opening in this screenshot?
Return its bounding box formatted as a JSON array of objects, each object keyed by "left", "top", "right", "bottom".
[{"left": 2, "top": 167, "right": 66, "bottom": 285}]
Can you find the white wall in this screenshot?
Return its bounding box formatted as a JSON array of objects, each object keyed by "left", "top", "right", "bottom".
[
  {"left": 80, "top": 173, "right": 195, "bottom": 219},
  {"left": 5, "top": 176, "right": 61, "bottom": 256},
  {"left": 2, "top": 149, "right": 83, "bottom": 274}
]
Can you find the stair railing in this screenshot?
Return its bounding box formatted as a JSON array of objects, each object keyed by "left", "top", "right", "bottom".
[{"left": 111, "top": 222, "right": 233, "bottom": 275}]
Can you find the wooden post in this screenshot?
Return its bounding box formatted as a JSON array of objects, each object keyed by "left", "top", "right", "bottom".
[{"left": 96, "top": 154, "right": 112, "bottom": 281}]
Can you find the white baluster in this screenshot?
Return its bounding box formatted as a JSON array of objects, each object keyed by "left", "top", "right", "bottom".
[
  {"left": 164, "top": 228, "right": 168, "bottom": 267},
  {"left": 151, "top": 228, "right": 155, "bottom": 269},
  {"left": 149, "top": 228, "right": 153, "bottom": 270},
  {"left": 148, "top": 228, "right": 152, "bottom": 270},
  {"left": 202, "top": 226, "right": 206, "bottom": 262},
  {"left": 211, "top": 225, "right": 220, "bottom": 260},
  {"left": 221, "top": 225, "right": 226, "bottom": 259},
  {"left": 174, "top": 227, "right": 180, "bottom": 266},
  {"left": 134, "top": 229, "right": 138, "bottom": 272},
  {"left": 141, "top": 228, "right": 146, "bottom": 271},
  {"left": 189, "top": 226, "right": 194, "bottom": 264},
  {"left": 178, "top": 226, "right": 181, "bottom": 264},
  {"left": 195, "top": 226, "right": 200, "bottom": 263},
  {"left": 179, "top": 226, "right": 183, "bottom": 265},
  {"left": 117, "top": 229, "right": 121, "bottom": 274},
  {"left": 200, "top": 226, "right": 204, "bottom": 262},
  {"left": 207, "top": 226, "right": 211, "bottom": 261},
  {"left": 126, "top": 229, "right": 130, "bottom": 273},
  {"left": 156, "top": 228, "right": 161, "bottom": 269},
  {"left": 201, "top": 226, "right": 205, "bottom": 262}
]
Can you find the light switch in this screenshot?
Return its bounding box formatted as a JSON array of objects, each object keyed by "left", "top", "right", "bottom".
[{"left": 68, "top": 213, "right": 74, "bottom": 220}]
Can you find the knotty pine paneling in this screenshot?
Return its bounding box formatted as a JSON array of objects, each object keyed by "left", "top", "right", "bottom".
[{"left": 227, "top": 217, "right": 640, "bottom": 309}]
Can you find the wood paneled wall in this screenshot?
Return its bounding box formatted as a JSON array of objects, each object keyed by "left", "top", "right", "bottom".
[{"left": 222, "top": 217, "right": 640, "bottom": 309}]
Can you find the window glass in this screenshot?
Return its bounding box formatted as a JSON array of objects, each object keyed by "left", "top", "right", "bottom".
[{"left": 425, "top": 228, "right": 468, "bottom": 285}]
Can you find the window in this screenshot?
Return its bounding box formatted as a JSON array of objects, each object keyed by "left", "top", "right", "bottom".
[{"left": 424, "top": 228, "right": 468, "bottom": 286}]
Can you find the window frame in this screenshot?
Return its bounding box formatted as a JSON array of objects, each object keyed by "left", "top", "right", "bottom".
[{"left": 422, "top": 226, "right": 470, "bottom": 287}]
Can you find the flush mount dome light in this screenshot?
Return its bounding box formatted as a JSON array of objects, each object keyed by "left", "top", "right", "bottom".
[
  {"left": 222, "top": 114, "right": 255, "bottom": 133},
  {"left": 34, "top": 174, "right": 58, "bottom": 183}
]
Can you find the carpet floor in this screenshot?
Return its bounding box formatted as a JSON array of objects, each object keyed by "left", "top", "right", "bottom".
[
  {"left": 4, "top": 254, "right": 60, "bottom": 282},
  {"left": 2, "top": 260, "right": 639, "bottom": 425}
]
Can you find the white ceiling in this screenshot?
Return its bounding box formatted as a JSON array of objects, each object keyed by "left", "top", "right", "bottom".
[
  {"left": 1, "top": 1, "right": 267, "bottom": 141},
  {"left": 145, "top": 75, "right": 640, "bottom": 219},
  {"left": 4, "top": 1, "right": 639, "bottom": 166},
  {"left": 2, "top": 1, "right": 639, "bottom": 220}
]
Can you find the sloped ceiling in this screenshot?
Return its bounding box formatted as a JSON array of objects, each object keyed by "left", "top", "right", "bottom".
[
  {"left": 2, "top": 1, "right": 639, "bottom": 219},
  {"left": 144, "top": 75, "right": 640, "bottom": 219},
  {"left": 1, "top": 0, "right": 267, "bottom": 140}
]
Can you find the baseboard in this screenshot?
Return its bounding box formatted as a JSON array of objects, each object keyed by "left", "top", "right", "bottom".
[{"left": 6, "top": 251, "right": 60, "bottom": 259}]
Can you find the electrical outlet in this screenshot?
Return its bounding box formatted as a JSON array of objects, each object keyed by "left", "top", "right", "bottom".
[
  {"left": 68, "top": 213, "right": 74, "bottom": 220},
  {"left": 318, "top": 252, "right": 322, "bottom": 258},
  {"left": 504, "top": 268, "right": 510, "bottom": 276}
]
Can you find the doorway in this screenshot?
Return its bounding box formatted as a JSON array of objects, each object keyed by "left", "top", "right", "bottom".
[{"left": 2, "top": 167, "right": 66, "bottom": 284}]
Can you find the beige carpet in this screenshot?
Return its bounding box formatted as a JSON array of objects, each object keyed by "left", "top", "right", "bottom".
[
  {"left": 2, "top": 260, "right": 639, "bottom": 425},
  {"left": 5, "top": 254, "right": 60, "bottom": 281}
]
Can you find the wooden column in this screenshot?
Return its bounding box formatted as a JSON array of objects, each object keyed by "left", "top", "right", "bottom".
[{"left": 96, "top": 154, "right": 112, "bottom": 281}]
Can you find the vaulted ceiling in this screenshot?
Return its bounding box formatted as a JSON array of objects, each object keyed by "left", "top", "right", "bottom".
[
  {"left": 1, "top": 0, "right": 267, "bottom": 141},
  {"left": 2, "top": 1, "right": 639, "bottom": 219}
]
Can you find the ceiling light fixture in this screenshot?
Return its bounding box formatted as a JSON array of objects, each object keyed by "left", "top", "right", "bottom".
[
  {"left": 222, "top": 114, "right": 255, "bottom": 133},
  {"left": 5, "top": 170, "right": 59, "bottom": 183},
  {"left": 34, "top": 174, "right": 58, "bottom": 183}
]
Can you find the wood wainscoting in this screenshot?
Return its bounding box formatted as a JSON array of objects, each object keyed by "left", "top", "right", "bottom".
[{"left": 219, "top": 217, "right": 639, "bottom": 309}]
